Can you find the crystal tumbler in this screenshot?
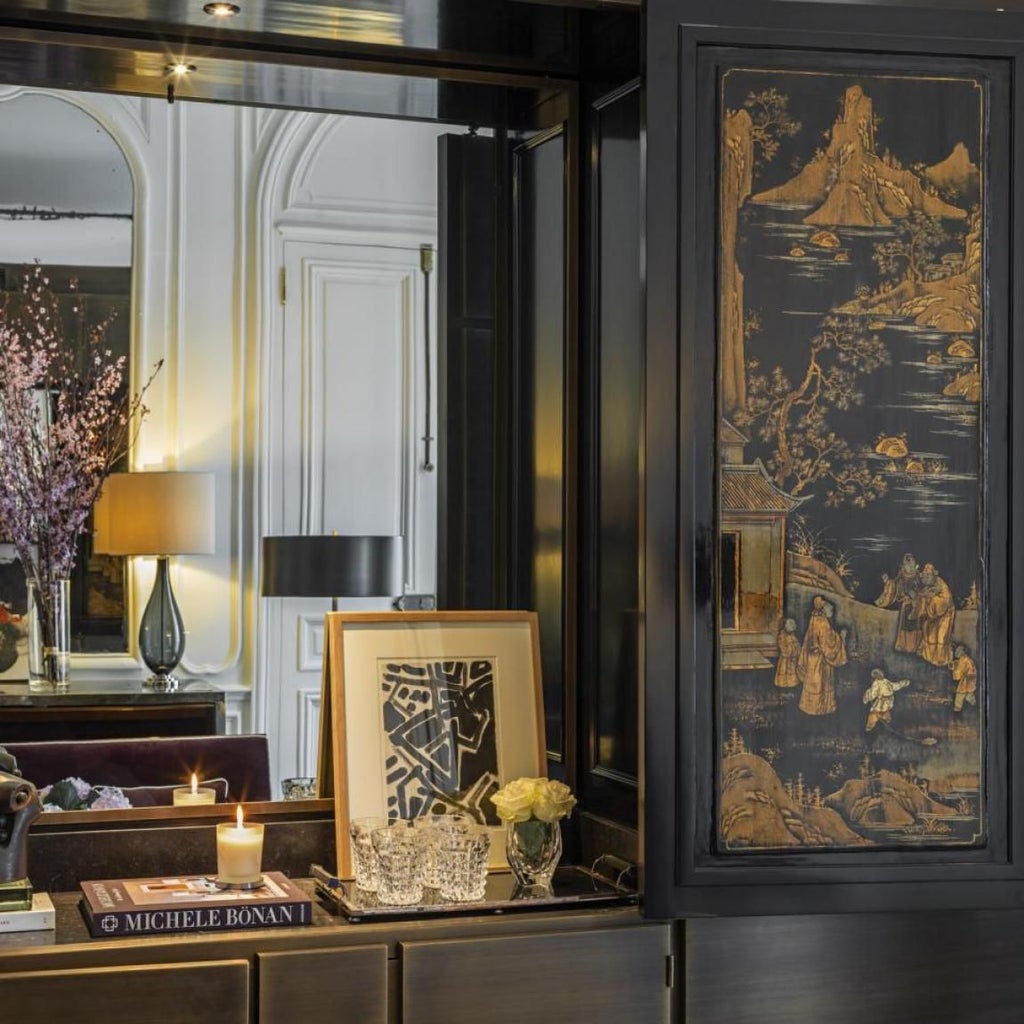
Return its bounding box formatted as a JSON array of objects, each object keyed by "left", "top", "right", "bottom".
[
  {"left": 371, "top": 824, "right": 424, "bottom": 906},
  {"left": 349, "top": 815, "right": 390, "bottom": 892},
  {"left": 437, "top": 825, "right": 491, "bottom": 902}
]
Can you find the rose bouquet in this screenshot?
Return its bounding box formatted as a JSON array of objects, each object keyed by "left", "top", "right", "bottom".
[
  {"left": 491, "top": 776, "right": 576, "bottom": 824},
  {"left": 0, "top": 264, "right": 160, "bottom": 683},
  {"left": 491, "top": 777, "right": 576, "bottom": 890}
]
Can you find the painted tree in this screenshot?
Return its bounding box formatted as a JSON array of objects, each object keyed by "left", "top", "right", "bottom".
[
  {"left": 736, "top": 314, "right": 890, "bottom": 508},
  {"left": 723, "top": 727, "right": 747, "bottom": 757},
  {"left": 723, "top": 89, "right": 800, "bottom": 414},
  {"left": 872, "top": 210, "right": 951, "bottom": 286},
  {"left": 743, "top": 88, "right": 802, "bottom": 169},
  {"left": 795, "top": 773, "right": 806, "bottom": 806}
]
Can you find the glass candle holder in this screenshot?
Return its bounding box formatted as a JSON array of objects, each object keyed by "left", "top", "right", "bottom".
[
  {"left": 173, "top": 774, "right": 216, "bottom": 806},
  {"left": 216, "top": 809, "right": 265, "bottom": 884},
  {"left": 371, "top": 824, "right": 423, "bottom": 906},
  {"left": 281, "top": 777, "right": 317, "bottom": 800}
]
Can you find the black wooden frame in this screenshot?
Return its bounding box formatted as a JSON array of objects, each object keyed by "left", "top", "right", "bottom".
[
  {"left": 578, "top": 78, "right": 644, "bottom": 832},
  {"left": 644, "top": 0, "right": 1024, "bottom": 917}
]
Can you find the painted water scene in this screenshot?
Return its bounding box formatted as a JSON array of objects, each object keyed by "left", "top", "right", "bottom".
[{"left": 716, "top": 68, "right": 985, "bottom": 851}]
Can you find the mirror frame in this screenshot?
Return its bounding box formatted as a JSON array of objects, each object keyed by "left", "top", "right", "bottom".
[{"left": 1, "top": 4, "right": 581, "bottom": 828}]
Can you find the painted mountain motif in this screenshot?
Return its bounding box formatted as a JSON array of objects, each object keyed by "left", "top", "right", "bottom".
[{"left": 750, "top": 85, "right": 967, "bottom": 226}]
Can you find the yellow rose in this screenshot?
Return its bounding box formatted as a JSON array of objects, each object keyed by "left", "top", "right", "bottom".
[
  {"left": 490, "top": 777, "right": 538, "bottom": 822},
  {"left": 531, "top": 779, "right": 576, "bottom": 822}
]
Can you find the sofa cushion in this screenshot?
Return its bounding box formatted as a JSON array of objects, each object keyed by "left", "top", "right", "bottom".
[
  {"left": 119, "top": 777, "right": 231, "bottom": 807},
  {"left": 3, "top": 735, "right": 272, "bottom": 803}
]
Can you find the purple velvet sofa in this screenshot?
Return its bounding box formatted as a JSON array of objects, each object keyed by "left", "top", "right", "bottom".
[{"left": 2, "top": 734, "right": 272, "bottom": 806}]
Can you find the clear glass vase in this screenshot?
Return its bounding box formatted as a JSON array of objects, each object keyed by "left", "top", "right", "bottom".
[
  {"left": 27, "top": 578, "right": 71, "bottom": 691},
  {"left": 506, "top": 818, "right": 562, "bottom": 892}
]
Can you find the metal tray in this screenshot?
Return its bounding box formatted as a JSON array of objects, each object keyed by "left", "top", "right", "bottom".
[{"left": 312, "top": 864, "right": 638, "bottom": 922}]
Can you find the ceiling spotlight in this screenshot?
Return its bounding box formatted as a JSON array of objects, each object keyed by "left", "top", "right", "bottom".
[
  {"left": 166, "top": 61, "right": 197, "bottom": 75},
  {"left": 203, "top": 2, "right": 240, "bottom": 15}
]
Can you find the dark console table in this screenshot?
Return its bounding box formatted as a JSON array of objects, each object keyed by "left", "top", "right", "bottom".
[{"left": 0, "top": 679, "right": 225, "bottom": 741}]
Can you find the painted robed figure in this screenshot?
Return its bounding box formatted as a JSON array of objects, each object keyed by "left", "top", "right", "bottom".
[{"left": 796, "top": 596, "right": 847, "bottom": 716}]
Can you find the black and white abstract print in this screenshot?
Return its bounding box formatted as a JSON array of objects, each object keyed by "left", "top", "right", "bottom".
[{"left": 379, "top": 657, "right": 500, "bottom": 825}]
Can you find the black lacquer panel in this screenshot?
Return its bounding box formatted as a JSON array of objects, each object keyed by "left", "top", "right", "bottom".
[{"left": 644, "top": 0, "right": 1021, "bottom": 918}]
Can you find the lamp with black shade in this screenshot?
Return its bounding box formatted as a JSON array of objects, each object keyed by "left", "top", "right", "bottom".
[
  {"left": 93, "top": 471, "right": 216, "bottom": 690},
  {"left": 260, "top": 535, "right": 402, "bottom": 609}
]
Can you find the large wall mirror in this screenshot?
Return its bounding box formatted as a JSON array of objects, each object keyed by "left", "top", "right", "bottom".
[
  {"left": 0, "top": 58, "right": 574, "bottom": 816},
  {"left": 0, "top": 92, "right": 133, "bottom": 656}
]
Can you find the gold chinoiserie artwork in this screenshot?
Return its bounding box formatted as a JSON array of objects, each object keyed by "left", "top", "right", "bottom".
[{"left": 717, "top": 68, "right": 984, "bottom": 852}]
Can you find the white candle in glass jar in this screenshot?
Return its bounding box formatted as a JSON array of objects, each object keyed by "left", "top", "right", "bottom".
[
  {"left": 173, "top": 773, "right": 216, "bottom": 806},
  {"left": 216, "top": 806, "right": 265, "bottom": 883}
]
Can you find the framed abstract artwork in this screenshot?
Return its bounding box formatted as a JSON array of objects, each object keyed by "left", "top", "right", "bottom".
[
  {"left": 317, "top": 610, "right": 546, "bottom": 877},
  {"left": 644, "top": 0, "right": 1021, "bottom": 917}
]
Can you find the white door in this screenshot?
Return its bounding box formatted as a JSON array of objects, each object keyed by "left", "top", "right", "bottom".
[{"left": 262, "top": 238, "right": 437, "bottom": 791}]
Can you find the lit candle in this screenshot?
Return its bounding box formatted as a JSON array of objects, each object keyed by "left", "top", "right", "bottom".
[
  {"left": 215, "top": 805, "right": 265, "bottom": 884},
  {"left": 173, "top": 772, "right": 217, "bottom": 806}
]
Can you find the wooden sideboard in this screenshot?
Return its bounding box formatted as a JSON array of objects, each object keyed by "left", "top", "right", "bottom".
[
  {"left": 0, "top": 886, "right": 674, "bottom": 1024},
  {"left": 0, "top": 679, "right": 225, "bottom": 742}
]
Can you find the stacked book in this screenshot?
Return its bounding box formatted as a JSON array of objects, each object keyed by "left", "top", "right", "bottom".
[
  {"left": 0, "top": 893, "right": 55, "bottom": 934},
  {"left": 79, "top": 872, "right": 312, "bottom": 937}
]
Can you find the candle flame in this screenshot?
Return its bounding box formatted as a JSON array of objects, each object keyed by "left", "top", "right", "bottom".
[
  {"left": 191, "top": 773, "right": 198, "bottom": 795},
  {"left": 236, "top": 805, "right": 244, "bottom": 829}
]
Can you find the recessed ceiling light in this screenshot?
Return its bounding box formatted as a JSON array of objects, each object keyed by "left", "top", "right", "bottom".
[
  {"left": 203, "top": 2, "right": 240, "bottom": 16},
  {"left": 166, "top": 62, "right": 197, "bottom": 75}
]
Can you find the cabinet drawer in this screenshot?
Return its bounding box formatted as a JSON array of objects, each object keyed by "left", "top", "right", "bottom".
[
  {"left": 402, "top": 924, "right": 671, "bottom": 1024},
  {"left": 258, "top": 944, "right": 389, "bottom": 1024},
  {"left": 0, "top": 958, "right": 249, "bottom": 1024}
]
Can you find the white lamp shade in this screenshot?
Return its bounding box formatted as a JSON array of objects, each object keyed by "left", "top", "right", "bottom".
[{"left": 93, "top": 472, "right": 216, "bottom": 556}]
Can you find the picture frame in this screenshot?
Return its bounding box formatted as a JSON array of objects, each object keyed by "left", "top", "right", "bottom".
[
  {"left": 317, "top": 610, "right": 546, "bottom": 878},
  {"left": 644, "top": 1, "right": 1021, "bottom": 919},
  {"left": 0, "top": 544, "right": 29, "bottom": 682}
]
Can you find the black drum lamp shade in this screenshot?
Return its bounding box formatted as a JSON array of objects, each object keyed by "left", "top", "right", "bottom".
[{"left": 261, "top": 536, "right": 402, "bottom": 603}]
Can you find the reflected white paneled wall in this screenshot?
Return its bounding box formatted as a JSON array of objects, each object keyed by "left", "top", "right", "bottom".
[
  {"left": 266, "top": 240, "right": 436, "bottom": 787},
  {"left": 20, "top": 88, "right": 448, "bottom": 789}
]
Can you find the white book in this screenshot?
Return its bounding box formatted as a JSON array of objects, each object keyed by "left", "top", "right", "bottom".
[{"left": 0, "top": 892, "right": 55, "bottom": 933}]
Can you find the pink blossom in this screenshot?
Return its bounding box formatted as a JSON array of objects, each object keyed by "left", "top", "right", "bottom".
[{"left": 0, "top": 263, "right": 160, "bottom": 633}]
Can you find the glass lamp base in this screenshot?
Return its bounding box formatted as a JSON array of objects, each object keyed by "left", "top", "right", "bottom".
[{"left": 138, "top": 556, "right": 186, "bottom": 691}]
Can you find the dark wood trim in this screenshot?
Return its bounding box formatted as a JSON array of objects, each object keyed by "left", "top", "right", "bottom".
[
  {"left": 564, "top": 85, "right": 582, "bottom": 805},
  {"left": 511, "top": 120, "right": 574, "bottom": 769},
  {"left": 642, "top": 0, "right": 685, "bottom": 917},
  {"left": 578, "top": 77, "right": 643, "bottom": 834}
]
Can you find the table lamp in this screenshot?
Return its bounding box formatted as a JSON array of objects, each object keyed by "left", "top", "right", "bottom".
[
  {"left": 93, "top": 471, "right": 216, "bottom": 690},
  {"left": 260, "top": 535, "right": 402, "bottom": 609}
]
